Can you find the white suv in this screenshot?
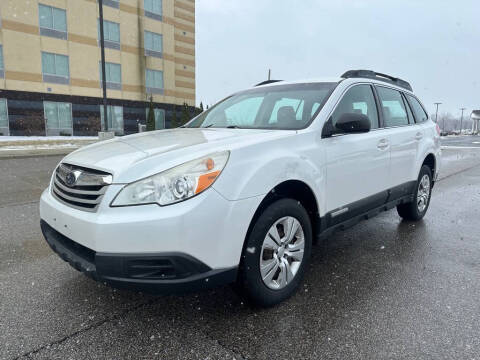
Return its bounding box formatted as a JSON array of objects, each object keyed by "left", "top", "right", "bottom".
[{"left": 40, "top": 70, "right": 441, "bottom": 306}]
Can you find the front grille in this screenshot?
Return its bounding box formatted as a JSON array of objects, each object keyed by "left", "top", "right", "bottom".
[{"left": 52, "top": 163, "right": 112, "bottom": 212}]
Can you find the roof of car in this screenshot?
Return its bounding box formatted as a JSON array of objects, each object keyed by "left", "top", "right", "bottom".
[
  {"left": 253, "top": 70, "right": 414, "bottom": 93},
  {"left": 254, "top": 78, "right": 342, "bottom": 87},
  {"left": 252, "top": 77, "right": 414, "bottom": 94}
]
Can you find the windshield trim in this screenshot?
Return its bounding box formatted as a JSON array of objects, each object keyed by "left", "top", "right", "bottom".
[{"left": 184, "top": 81, "right": 340, "bottom": 130}]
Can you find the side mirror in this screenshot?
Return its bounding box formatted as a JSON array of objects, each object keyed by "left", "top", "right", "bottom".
[{"left": 335, "top": 112, "right": 371, "bottom": 134}]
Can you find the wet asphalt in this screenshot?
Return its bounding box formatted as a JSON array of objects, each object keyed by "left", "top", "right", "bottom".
[
  {"left": 441, "top": 135, "right": 480, "bottom": 148},
  {"left": 1, "top": 138, "right": 479, "bottom": 360}
]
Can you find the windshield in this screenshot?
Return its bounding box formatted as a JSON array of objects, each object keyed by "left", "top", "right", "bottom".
[{"left": 185, "top": 83, "right": 337, "bottom": 130}]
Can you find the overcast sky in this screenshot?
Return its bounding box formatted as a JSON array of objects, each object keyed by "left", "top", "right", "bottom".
[{"left": 195, "top": 0, "right": 479, "bottom": 117}]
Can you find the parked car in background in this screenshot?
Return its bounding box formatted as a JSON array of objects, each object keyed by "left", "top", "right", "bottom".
[{"left": 40, "top": 70, "right": 441, "bottom": 306}]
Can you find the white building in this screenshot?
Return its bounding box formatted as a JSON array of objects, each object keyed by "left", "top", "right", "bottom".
[{"left": 472, "top": 110, "right": 480, "bottom": 135}]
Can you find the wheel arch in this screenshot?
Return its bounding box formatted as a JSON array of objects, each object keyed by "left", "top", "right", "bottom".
[
  {"left": 241, "top": 180, "right": 320, "bottom": 259},
  {"left": 422, "top": 153, "right": 436, "bottom": 183}
]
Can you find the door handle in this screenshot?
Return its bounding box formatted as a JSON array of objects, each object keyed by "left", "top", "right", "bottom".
[
  {"left": 377, "top": 139, "right": 389, "bottom": 150},
  {"left": 415, "top": 132, "right": 423, "bottom": 140}
]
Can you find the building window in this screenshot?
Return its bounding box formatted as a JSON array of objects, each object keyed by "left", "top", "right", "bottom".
[
  {"left": 100, "top": 105, "right": 124, "bottom": 135},
  {"left": 146, "top": 108, "right": 165, "bottom": 129},
  {"left": 44, "top": 101, "right": 72, "bottom": 136},
  {"left": 41, "top": 52, "right": 69, "bottom": 84},
  {"left": 144, "top": 0, "right": 162, "bottom": 21},
  {"left": 146, "top": 69, "right": 164, "bottom": 94},
  {"left": 100, "top": 0, "right": 120, "bottom": 9},
  {"left": 0, "top": 45, "right": 4, "bottom": 78},
  {"left": 0, "top": 99, "right": 9, "bottom": 136},
  {"left": 39, "top": 4, "right": 67, "bottom": 40},
  {"left": 97, "top": 20, "right": 120, "bottom": 50},
  {"left": 99, "top": 62, "right": 122, "bottom": 90},
  {"left": 144, "top": 31, "right": 163, "bottom": 58}
]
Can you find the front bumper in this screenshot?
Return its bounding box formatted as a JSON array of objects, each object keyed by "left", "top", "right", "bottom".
[
  {"left": 41, "top": 220, "right": 238, "bottom": 294},
  {"left": 40, "top": 185, "right": 262, "bottom": 269}
]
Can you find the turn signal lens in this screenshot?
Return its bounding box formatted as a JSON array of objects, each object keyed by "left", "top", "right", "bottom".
[{"left": 196, "top": 170, "right": 220, "bottom": 194}]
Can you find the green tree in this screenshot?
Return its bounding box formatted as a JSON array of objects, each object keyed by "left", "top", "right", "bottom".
[
  {"left": 146, "top": 95, "right": 155, "bottom": 131},
  {"left": 180, "top": 102, "right": 191, "bottom": 125},
  {"left": 170, "top": 104, "right": 179, "bottom": 128},
  {"left": 193, "top": 101, "right": 204, "bottom": 116}
]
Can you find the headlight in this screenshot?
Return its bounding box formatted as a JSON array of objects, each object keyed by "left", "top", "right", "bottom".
[{"left": 111, "top": 151, "right": 229, "bottom": 207}]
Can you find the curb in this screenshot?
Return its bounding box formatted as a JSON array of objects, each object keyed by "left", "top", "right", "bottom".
[{"left": 0, "top": 147, "right": 80, "bottom": 159}]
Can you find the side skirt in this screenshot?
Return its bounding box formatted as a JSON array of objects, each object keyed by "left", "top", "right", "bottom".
[{"left": 318, "top": 182, "right": 416, "bottom": 240}]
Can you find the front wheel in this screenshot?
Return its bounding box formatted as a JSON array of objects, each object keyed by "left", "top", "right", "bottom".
[
  {"left": 397, "top": 165, "right": 433, "bottom": 221},
  {"left": 238, "top": 198, "right": 312, "bottom": 307}
]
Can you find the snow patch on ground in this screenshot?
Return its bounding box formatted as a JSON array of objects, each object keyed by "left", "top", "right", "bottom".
[
  {"left": 0, "top": 136, "right": 98, "bottom": 142},
  {"left": 0, "top": 144, "right": 81, "bottom": 151}
]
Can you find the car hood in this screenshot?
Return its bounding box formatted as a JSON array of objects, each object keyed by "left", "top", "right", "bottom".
[{"left": 62, "top": 128, "right": 289, "bottom": 183}]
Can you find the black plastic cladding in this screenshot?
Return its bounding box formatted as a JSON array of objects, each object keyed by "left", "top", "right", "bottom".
[{"left": 341, "top": 70, "right": 413, "bottom": 92}]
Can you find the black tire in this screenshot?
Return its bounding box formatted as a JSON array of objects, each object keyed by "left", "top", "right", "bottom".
[
  {"left": 237, "top": 198, "right": 312, "bottom": 307},
  {"left": 397, "top": 165, "right": 433, "bottom": 221}
]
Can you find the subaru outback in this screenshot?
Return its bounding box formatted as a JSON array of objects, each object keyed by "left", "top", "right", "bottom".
[{"left": 40, "top": 70, "right": 441, "bottom": 306}]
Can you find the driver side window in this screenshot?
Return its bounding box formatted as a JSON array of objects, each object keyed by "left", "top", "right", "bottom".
[{"left": 331, "top": 85, "right": 379, "bottom": 131}]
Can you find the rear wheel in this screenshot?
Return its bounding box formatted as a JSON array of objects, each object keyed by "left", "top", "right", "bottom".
[
  {"left": 397, "top": 165, "right": 433, "bottom": 221},
  {"left": 238, "top": 198, "right": 312, "bottom": 307}
]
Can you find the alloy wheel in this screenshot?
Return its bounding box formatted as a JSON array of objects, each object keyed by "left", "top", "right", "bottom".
[
  {"left": 417, "top": 174, "right": 431, "bottom": 213},
  {"left": 259, "top": 216, "right": 305, "bottom": 290}
]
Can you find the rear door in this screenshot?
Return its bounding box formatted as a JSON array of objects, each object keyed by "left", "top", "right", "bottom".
[
  {"left": 323, "top": 84, "right": 390, "bottom": 226},
  {"left": 375, "top": 86, "right": 419, "bottom": 197}
]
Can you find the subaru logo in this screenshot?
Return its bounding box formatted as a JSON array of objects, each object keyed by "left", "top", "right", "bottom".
[{"left": 65, "top": 172, "right": 77, "bottom": 187}]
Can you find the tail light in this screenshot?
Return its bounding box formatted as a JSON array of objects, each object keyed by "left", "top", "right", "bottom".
[{"left": 435, "top": 124, "right": 441, "bottom": 135}]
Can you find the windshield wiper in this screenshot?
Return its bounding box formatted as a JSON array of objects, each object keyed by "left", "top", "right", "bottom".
[{"left": 200, "top": 124, "right": 241, "bottom": 129}]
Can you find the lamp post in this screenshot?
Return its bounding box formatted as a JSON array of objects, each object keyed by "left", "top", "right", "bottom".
[
  {"left": 434, "top": 102, "right": 442, "bottom": 123},
  {"left": 98, "top": 0, "right": 108, "bottom": 132},
  {"left": 460, "top": 108, "right": 466, "bottom": 135}
]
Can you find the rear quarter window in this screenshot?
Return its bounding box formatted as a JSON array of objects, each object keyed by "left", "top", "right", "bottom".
[{"left": 407, "top": 95, "right": 429, "bottom": 123}]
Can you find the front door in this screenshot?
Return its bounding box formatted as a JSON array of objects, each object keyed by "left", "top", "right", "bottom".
[
  {"left": 0, "top": 99, "right": 9, "bottom": 136},
  {"left": 323, "top": 84, "right": 390, "bottom": 226},
  {"left": 44, "top": 101, "right": 73, "bottom": 136}
]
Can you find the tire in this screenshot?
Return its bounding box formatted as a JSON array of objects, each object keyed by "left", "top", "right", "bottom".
[
  {"left": 397, "top": 165, "right": 433, "bottom": 221},
  {"left": 238, "top": 198, "right": 312, "bottom": 307}
]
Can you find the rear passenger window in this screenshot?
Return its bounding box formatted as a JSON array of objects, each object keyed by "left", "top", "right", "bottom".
[
  {"left": 407, "top": 95, "right": 428, "bottom": 123},
  {"left": 331, "top": 84, "right": 379, "bottom": 130},
  {"left": 376, "top": 87, "right": 408, "bottom": 127}
]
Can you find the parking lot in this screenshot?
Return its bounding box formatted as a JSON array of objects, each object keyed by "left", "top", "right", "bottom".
[{"left": 1, "top": 138, "right": 479, "bottom": 360}]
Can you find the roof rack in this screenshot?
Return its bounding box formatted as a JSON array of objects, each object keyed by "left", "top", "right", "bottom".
[
  {"left": 255, "top": 80, "right": 283, "bottom": 87},
  {"left": 341, "top": 70, "right": 412, "bottom": 91}
]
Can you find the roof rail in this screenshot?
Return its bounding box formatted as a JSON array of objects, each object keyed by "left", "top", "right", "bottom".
[
  {"left": 255, "top": 80, "right": 283, "bottom": 87},
  {"left": 341, "top": 70, "right": 412, "bottom": 91}
]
